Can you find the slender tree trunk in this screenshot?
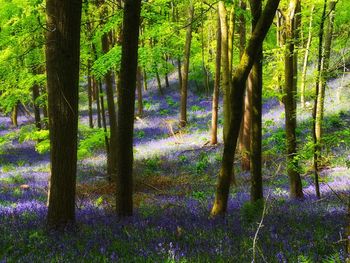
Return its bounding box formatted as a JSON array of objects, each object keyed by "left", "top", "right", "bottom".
[
  {"left": 99, "top": 81, "right": 110, "bottom": 161},
  {"left": 238, "top": 0, "right": 251, "bottom": 171},
  {"left": 211, "top": 12, "right": 222, "bottom": 145},
  {"left": 211, "top": 0, "right": 280, "bottom": 216},
  {"left": 228, "top": 5, "right": 235, "bottom": 76},
  {"left": 180, "top": 3, "right": 194, "bottom": 127},
  {"left": 155, "top": 68, "right": 163, "bottom": 95},
  {"left": 300, "top": 5, "right": 315, "bottom": 109},
  {"left": 94, "top": 78, "right": 102, "bottom": 128},
  {"left": 249, "top": 0, "right": 263, "bottom": 202},
  {"left": 46, "top": 0, "right": 82, "bottom": 228},
  {"left": 102, "top": 32, "right": 118, "bottom": 181},
  {"left": 116, "top": 0, "right": 142, "bottom": 216},
  {"left": 32, "top": 85, "right": 41, "bottom": 130},
  {"left": 87, "top": 64, "right": 94, "bottom": 128},
  {"left": 143, "top": 70, "right": 148, "bottom": 91},
  {"left": 313, "top": 0, "right": 337, "bottom": 199},
  {"left": 137, "top": 67, "right": 143, "bottom": 117},
  {"left": 283, "top": 0, "right": 303, "bottom": 199},
  {"left": 218, "top": 1, "right": 231, "bottom": 144},
  {"left": 11, "top": 103, "right": 18, "bottom": 127},
  {"left": 177, "top": 58, "right": 183, "bottom": 91}
]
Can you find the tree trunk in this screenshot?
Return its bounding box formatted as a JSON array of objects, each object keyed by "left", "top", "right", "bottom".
[
  {"left": 283, "top": 0, "right": 303, "bottom": 199},
  {"left": 137, "top": 67, "right": 143, "bottom": 117},
  {"left": 228, "top": 5, "right": 235, "bottom": 76},
  {"left": 300, "top": 5, "right": 315, "bottom": 109},
  {"left": 313, "top": 0, "right": 337, "bottom": 199},
  {"left": 211, "top": 0, "right": 281, "bottom": 216},
  {"left": 11, "top": 103, "right": 18, "bottom": 127},
  {"left": 211, "top": 11, "right": 221, "bottom": 145},
  {"left": 94, "top": 78, "right": 102, "bottom": 128},
  {"left": 87, "top": 63, "right": 94, "bottom": 128},
  {"left": 102, "top": 31, "right": 118, "bottom": 182},
  {"left": 116, "top": 0, "right": 142, "bottom": 217},
  {"left": 180, "top": 3, "right": 194, "bottom": 127},
  {"left": 32, "top": 85, "right": 41, "bottom": 130},
  {"left": 238, "top": 0, "right": 250, "bottom": 171},
  {"left": 218, "top": 1, "right": 231, "bottom": 144},
  {"left": 249, "top": 0, "right": 263, "bottom": 202},
  {"left": 46, "top": 0, "right": 82, "bottom": 228}
]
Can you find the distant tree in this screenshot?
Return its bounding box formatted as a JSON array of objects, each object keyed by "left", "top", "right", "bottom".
[
  {"left": 313, "top": 0, "right": 337, "bottom": 198},
  {"left": 210, "top": 11, "right": 221, "bottom": 145},
  {"left": 46, "top": 0, "right": 82, "bottom": 228},
  {"left": 116, "top": 0, "right": 142, "bottom": 216},
  {"left": 180, "top": 2, "right": 194, "bottom": 127},
  {"left": 211, "top": 0, "right": 281, "bottom": 216}
]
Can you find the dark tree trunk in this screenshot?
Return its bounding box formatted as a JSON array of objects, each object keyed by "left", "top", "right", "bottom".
[
  {"left": 211, "top": 10, "right": 222, "bottom": 145},
  {"left": 211, "top": 0, "right": 280, "bottom": 216},
  {"left": 249, "top": 0, "right": 263, "bottom": 202},
  {"left": 46, "top": 0, "right": 82, "bottom": 228},
  {"left": 116, "top": 0, "right": 142, "bottom": 216},
  {"left": 99, "top": 81, "right": 110, "bottom": 162},
  {"left": 180, "top": 3, "right": 194, "bottom": 127},
  {"left": 137, "top": 67, "right": 143, "bottom": 117},
  {"left": 32, "top": 85, "right": 41, "bottom": 130}
]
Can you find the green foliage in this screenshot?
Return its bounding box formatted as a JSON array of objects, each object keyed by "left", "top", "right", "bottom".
[
  {"left": 78, "top": 127, "right": 106, "bottom": 159},
  {"left": 18, "top": 125, "right": 50, "bottom": 154},
  {"left": 240, "top": 200, "right": 264, "bottom": 224},
  {"left": 0, "top": 173, "right": 25, "bottom": 184}
]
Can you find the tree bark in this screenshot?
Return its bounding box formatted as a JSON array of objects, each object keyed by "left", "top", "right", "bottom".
[
  {"left": 211, "top": 11, "right": 221, "bottom": 145},
  {"left": 211, "top": 0, "right": 280, "bottom": 216},
  {"left": 300, "top": 5, "right": 315, "bottom": 108},
  {"left": 249, "top": 0, "right": 263, "bottom": 202},
  {"left": 180, "top": 3, "right": 194, "bottom": 127},
  {"left": 46, "top": 0, "right": 82, "bottom": 228},
  {"left": 283, "top": 0, "right": 303, "bottom": 199},
  {"left": 116, "top": 0, "right": 142, "bottom": 216},
  {"left": 32, "top": 85, "right": 41, "bottom": 130},
  {"left": 218, "top": 1, "right": 231, "bottom": 144}
]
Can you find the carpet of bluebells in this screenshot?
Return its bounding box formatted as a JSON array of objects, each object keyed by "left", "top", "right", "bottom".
[{"left": 0, "top": 74, "right": 349, "bottom": 262}]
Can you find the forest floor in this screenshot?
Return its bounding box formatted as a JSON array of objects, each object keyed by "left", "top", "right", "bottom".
[{"left": 0, "top": 73, "right": 350, "bottom": 262}]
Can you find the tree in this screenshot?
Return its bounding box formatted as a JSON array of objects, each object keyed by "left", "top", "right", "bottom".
[
  {"left": 210, "top": 11, "right": 221, "bottom": 145},
  {"left": 249, "top": 0, "right": 263, "bottom": 202},
  {"left": 46, "top": 0, "right": 82, "bottom": 228},
  {"left": 179, "top": 2, "right": 194, "bottom": 127},
  {"left": 313, "top": 0, "right": 337, "bottom": 198},
  {"left": 211, "top": 0, "right": 281, "bottom": 216},
  {"left": 282, "top": 0, "right": 303, "bottom": 198},
  {"left": 116, "top": 0, "right": 142, "bottom": 216}
]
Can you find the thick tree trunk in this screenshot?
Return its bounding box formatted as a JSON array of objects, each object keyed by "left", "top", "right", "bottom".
[
  {"left": 46, "top": 0, "right": 82, "bottom": 228},
  {"left": 116, "top": 0, "right": 142, "bottom": 216},
  {"left": 180, "top": 3, "right": 194, "bottom": 127},
  {"left": 300, "top": 5, "right": 315, "bottom": 108},
  {"left": 32, "top": 85, "right": 41, "bottom": 130},
  {"left": 211, "top": 11, "right": 221, "bottom": 145},
  {"left": 211, "top": 0, "right": 280, "bottom": 216},
  {"left": 249, "top": 0, "right": 263, "bottom": 202},
  {"left": 284, "top": 0, "right": 303, "bottom": 199}
]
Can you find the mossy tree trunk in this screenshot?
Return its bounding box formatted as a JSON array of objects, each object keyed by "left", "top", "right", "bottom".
[{"left": 211, "top": 0, "right": 281, "bottom": 216}]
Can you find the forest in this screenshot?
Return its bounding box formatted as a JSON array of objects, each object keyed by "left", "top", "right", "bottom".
[{"left": 0, "top": 0, "right": 349, "bottom": 261}]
